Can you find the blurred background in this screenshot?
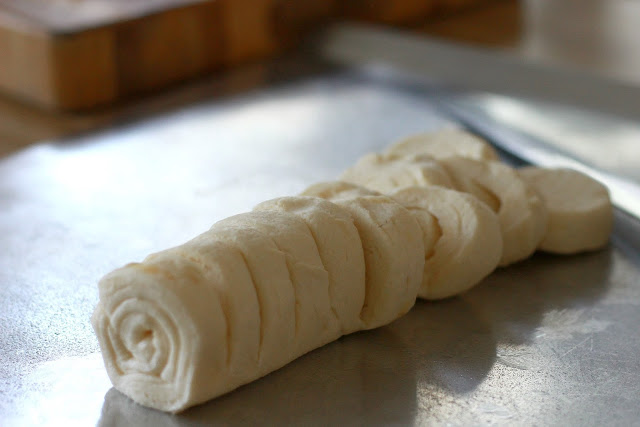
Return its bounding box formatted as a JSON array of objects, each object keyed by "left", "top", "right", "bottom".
[{"left": 1, "top": 0, "right": 639, "bottom": 158}]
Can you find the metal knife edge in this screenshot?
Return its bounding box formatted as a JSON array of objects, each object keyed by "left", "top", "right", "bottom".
[
  {"left": 437, "top": 98, "right": 640, "bottom": 222},
  {"left": 313, "top": 23, "right": 640, "bottom": 223},
  {"left": 310, "top": 23, "right": 640, "bottom": 254}
]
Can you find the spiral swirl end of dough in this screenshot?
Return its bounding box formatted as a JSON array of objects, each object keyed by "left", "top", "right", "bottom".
[{"left": 92, "top": 267, "right": 200, "bottom": 413}]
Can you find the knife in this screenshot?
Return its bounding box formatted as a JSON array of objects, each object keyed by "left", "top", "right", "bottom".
[
  {"left": 434, "top": 97, "right": 640, "bottom": 253},
  {"left": 315, "top": 23, "right": 640, "bottom": 226},
  {"left": 436, "top": 97, "right": 640, "bottom": 222}
]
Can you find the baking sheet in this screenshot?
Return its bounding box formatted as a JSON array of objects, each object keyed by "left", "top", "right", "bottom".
[{"left": 1, "top": 66, "right": 640, "bottom": 426}]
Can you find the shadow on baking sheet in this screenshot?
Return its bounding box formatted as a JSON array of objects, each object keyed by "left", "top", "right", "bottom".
[
  {"left": 465, "top": 247, "right": 614, "bottom": 347},
  {"left": 98, "top": 248, "right": 612, "bottom": 426}
]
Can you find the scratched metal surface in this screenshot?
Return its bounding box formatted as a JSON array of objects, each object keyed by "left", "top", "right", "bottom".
[{"left": 1, "top": 67, "right": 640, "bottom": 427}]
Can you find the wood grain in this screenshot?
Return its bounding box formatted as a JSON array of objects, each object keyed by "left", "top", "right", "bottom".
[
  {"left": 0, "top": 0, "right": 499, "bottom": 110},
  {"left": 0, "top": 12, "right": 53, "bottom": 106},
  {"left": 115, "top": 2, "right": 224, "bottom": 96},
  {"left": 0, "top": 0, "right": 334, "bottom": 110}
]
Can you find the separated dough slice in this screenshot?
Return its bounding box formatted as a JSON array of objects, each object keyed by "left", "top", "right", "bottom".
[
  {"left": 307, "top": 185, "right": 425, "bottom": 329},
  {"left": 385, "top": 128, "right": 500, "bottom": 161},
  {"left": 339, "top": 153, "right": 454, "bottom": 193},
  {"left": 301, "top": 180, "right": 379, "bottom": 200},
  {"left": 518, "top": 167, "right": 613, "bottom": 254},
  {"left": 145, "top": 239, "right": 260, "bottom": 383},
  {"left": 438, "top": 156, "right": 548, "bottom": 266},
  {"left": 391, "top": 186, "right": 503, "bottom": 299},
  {"left": 254, "top": 196, "right": 366, "bottom": 334},
  {"left": 213, "top": 210, "right": 341, "bottom": 361},
  {"left": 210, "top": 215, "right": 296, "bottom": 374}
]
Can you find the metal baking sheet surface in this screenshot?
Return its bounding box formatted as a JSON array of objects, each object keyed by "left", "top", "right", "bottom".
[{"left": 1, "top": 68, "right": 639, "bottom": 426}]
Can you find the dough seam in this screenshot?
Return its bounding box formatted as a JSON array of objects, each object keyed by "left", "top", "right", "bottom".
[
  {"left": 352, "top": 207, "right": 379, "bottom": 322},
  {"left": 279, "top": 252, "right": 300, "bottom": 338},
  {"left": 237, "top": 251, "right": 264, "bottom": 362},
  {"left": 296, "top": 218, "right": 342, "bottom": 330},
  {"left": 417, "top": 208, "right": 443, "bottom": 262},
  {"left": 177, "top": 252, "right": 234, "bottom": 367},
  {"left": 471, "top": 178, "right": 502, "bottom": 212}
]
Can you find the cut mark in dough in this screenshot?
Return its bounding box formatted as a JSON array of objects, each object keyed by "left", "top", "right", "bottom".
[
  {"left": 471, "top": 178, "right": 502, "bottom": 212},
  {"left": 333, "top": 195, "right": 424, "bottom": 328},
  {"left": 209, "top": 222, "right": 296, "bottom": 373},
  {"left": 224, "top": 210, "right": 340, "bottom": 357},
  {"left": 391, "top": 186, "right": 502, "bottom": 300},
  {"left": 173, "top": 251, "right": 234, "bottom": 366},
  {"left": 237, "top": 251, "right": 264, "bottom": 361},
  {"left": 254, "top": 196, "right": 366, "bottom": 335},
  {"left": 438, "top": 156, "right": 547, "bottom": 266},
  {"left": 296, "top": 219, "right": 341, "bottom": 326}
]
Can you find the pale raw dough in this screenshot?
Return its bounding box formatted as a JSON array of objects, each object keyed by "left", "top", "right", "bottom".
[
  {"left": 340, "top": 152, "right": 454, "bottom": 193},
  {"left": 212, "top": 211, "right": 342, "bottom": 360},
  {"left": 254, "top": 196, "right": 366, "bottom": 334},
  {"left": 209, "top": 215, "right": 297, "bottom": 374},
  {"left": 303, "top": 182, "right": 427, "bottom": 325},
  {"left": 385, "top": 128, "right": 500, "bottom": 161},
  {"left": 438, "top": 156, "right": 548, "bottom": 266},
  {"left": 94, "top": 130, "right": 611, "bottom": 414},
  {"left": 93, "top": 240, "right": 246, "bottom": 412},
  {"left": 305, "top": 184, "right": 425, "bottom": 329},
  {"left": 519, "top": 167, "right": 613, "bottom": 254},
  {"left": 391, "top": 186, "right": 503, "bottom": 299},
  {"left": 301, "top": 180, "right": 379, "bottom": 200},
  {"left": 148, "top": 240, "right": 260, "bottom": 380},
  {"left": 91, "top": 206, "right": 351, "bottom": 413}
]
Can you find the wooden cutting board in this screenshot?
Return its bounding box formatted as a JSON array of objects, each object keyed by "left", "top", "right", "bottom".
[{"left": 0, "top": 0, "right": 489, "bottom": 111}]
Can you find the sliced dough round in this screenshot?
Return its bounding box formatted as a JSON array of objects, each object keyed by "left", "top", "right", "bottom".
[
  {"left": 339, "top": 152, "right": 454, "bottom": 193},
  {"left": 518, "top": 167, "right": 613, "bottom": 254},
  {"left": 254, "top": 196, "right": 366, "bottom": 334},
  {"left": 438, "top": 156, "right": 548, "bottom": 266},
  {"left": 212, "top": 210, "right": 341, "bottom": 361},
  {"left": 391, "top": 186, "right": 502, "bottom": 299},
  {"left": 385, "top": 128, "right": 500, "bottom": 161},
  {"left": 301, "top": 180, "right": 379, "bottom": 200},
  {"left": 317, "top": 194, "right": 425, "bottom": 329},
  {"left": 210, "top": 215, "right": 296, "bottom": 374}
]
